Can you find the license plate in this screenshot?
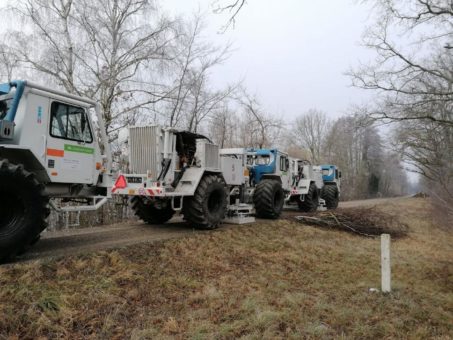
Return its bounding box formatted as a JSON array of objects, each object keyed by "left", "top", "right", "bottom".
[{"left": 126, "top": 176, "right": 142, "bottom": 184}]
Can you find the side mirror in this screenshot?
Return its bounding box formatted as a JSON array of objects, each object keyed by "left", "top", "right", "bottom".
[{"left": 0, "top": 83, "right": 11, "bottom": 95}]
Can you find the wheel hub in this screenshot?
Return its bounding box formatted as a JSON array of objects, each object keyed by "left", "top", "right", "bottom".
[{"left": 207, "top": 189, "right": 222, "bottom": 213}]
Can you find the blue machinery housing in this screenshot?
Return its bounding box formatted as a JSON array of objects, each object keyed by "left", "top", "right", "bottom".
[
  {"left": 321, "top": 165, "right": 339, "bottom": 182},
  {"left": 248, "top": 148, "right": 340, "bottom": 185},
  {"left": 0, "top": 80, "right": 26, "bottom": 122},
  {"left": 249, "top": 148, "right": 277, "bottom": 184}
]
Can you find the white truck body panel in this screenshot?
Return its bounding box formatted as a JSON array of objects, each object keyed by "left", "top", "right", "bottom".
[
  {"left": 3, "top": 88, "right": 103, "bottom": 184},
  {"left": 220, "top": 148, "right": 249, "bottom": 186},
  {"left": 292, "top": 178, "right": 311, "bottom": 195},
  {"left": 174, "top": 167, "right": 206, "bottom": 196},
  {"left": 129, "top": 125, "right": 163, "bottom": 175},
  {"left": 311, "top": 166, "right": 325, "bottom": 189},
  {"left": 289, "top": 162, "right": 323, "bottom": 195},
  {"left": 273, "top": 151, "right": 291, "bottom": 191},
  {"left": 196, "top": 140, "right": 221, "bottom": 170},
  {"left": 220, "top": 156, "right": 245, "bottom": 186},
  {"left": 113, "top": 128, "right": 222, "bottom": 198},
  {"left": 112, "top": 167, "right": 206, "bottom": 197}
]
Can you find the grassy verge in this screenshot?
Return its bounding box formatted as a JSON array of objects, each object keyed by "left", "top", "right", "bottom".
[{"left": 0, "top": 198, "right": 452, "bottom": 339}]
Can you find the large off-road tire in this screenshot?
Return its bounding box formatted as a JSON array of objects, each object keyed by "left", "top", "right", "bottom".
[
  {"left": 253, "top": 179, "right": 284, "bottom": 219},
  {"left": 0, "top": 159, "right": 49, "bottom": 263},
  {"left": 321, "top": 185, "right": 339, "bottom": 209},
  {"left": 183, "top": 175, "right": 227, "bottom": 230},
  {"left": 298, "top": 182, "right": 319, "bottom": 212},
  {"left": 129, "top": 197, "right": 175, "bottom": 224}
]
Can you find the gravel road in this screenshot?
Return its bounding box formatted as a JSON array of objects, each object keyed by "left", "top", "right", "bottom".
[{"left": 12, "top": 196, "right": 407, "bottom": 263}]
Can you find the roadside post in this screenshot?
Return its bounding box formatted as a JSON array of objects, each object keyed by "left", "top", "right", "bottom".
[{"left": 381, "top": 234, "right": 391, "bottom": 293}]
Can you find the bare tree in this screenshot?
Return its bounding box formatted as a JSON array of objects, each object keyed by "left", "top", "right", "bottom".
[
  {"left": 351, "top": 0, "right": 452, "bottom": 222},
  {"left": 159, "top": 13, "right": 236, "bottom": 132},
  {"left": 236, "top": 88, "right": 283, "bottom": 148},
  {"left": 378, "top": 152, "right": 409, "bottom": 198},
  {"left": 9, "top": 0, "right": 81, "bottom": 93},
  {"left": 208, "top": 104, "right": 237, "bottom": 148},
  {"left": 321, "top": 115, "right": 406, "bottom": 200},
  {"left": 75, "top": 0, "right": 175, "bottom": 139},
  {"left": 0, "top": 43, "right": 17, "bottom": 80},
  {"left": 5, "top": 0, "right": 175, "bottom": 141},
  {"left": 186, "top": 76, "right": 237, "bottom": 133},
  {"left": 324, "top": 116, "right": 368, "bottom": 199},
  {"left": 290, "top": 109, "right": 330, "bottom": 164},
  {"left": 393, "top": 117, "right": 452, "bottom": 213},
  {"left": 212, "top": 0, "right": 247, "bottom": 31},
  {"left": 350, "top": 0, "right": 453, "bottom": 126}
]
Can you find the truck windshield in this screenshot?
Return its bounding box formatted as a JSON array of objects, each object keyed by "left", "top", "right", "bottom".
[
  {"left": 256, "top": 155, "right": 270, "bottom": 165},
  {"left": 0, "top": 97, "right": 12, "bottom": 120},
  {"left": 322, "top": 168, "right": 333, "bottom": 176}
]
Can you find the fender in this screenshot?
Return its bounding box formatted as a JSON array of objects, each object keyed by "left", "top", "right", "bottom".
[
  {"left": 174, "top": 168, "right": 223, "bottom": 196},
  {"left": 296, "top": 179, "right": 312, "bottom": 195},
  {"left": 261, "top": 174, "right": 282, "bottom": 183}
]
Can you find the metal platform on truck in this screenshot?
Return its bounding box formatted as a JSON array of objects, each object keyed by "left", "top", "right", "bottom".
[
  {"left": 224, "top": 203, "right": 255, "bottom": 224},
  {"left": 284, "top": 198, "right": 327, "bottom": 211}
]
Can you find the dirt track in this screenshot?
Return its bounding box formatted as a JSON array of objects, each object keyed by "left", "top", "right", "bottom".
[{"left": 13, "top": 196, "right": 407, "bottom": 263}]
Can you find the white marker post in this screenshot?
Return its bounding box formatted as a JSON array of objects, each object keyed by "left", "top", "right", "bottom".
[{"left": 381, "top": 234, "right": 391, "bottom": 293}]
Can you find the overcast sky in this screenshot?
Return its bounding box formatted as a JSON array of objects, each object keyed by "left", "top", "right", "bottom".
[
  {"left": 163, "top": 0, "right": 375, "bottom": 120},
  {"left": 0, "top": 0, "right": 375, "bottom": 120}
]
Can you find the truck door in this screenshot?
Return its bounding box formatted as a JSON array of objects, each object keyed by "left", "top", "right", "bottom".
[
  {"left": 279, "top": 154, "right": 291, "bottom": 190},
  {"left": 46, "top": 101, "right": 96, "bottom": 184}
]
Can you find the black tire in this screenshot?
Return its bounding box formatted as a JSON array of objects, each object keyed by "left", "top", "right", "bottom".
[
  {"left": 298, "top": 182, "right": 319, "bottom": 212},
  {"left": 253, "top": 179, "right": 284, "bottom": 219},
  {"left": 129, "top": 197, "right": 175, "bottom": 224},
  {"left": 321, "top": 185, "right": 339, "bottom": 209},
  {"left": 0, "top": 159, "right": 49, "bottom": 263},
  {"left": 183, "top": 175, "right": 227, "bottom": 230}
]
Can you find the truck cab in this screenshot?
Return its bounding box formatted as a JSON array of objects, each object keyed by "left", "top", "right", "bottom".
[
  {"left": 0, "top": 80, "right": 111, "bottom": 194},
  {"left": 248, "top": 148, "right": 291, "bottom": 191},
  {"left": 320, "top": 164, "right": 341, "bottom": 209},
  {"left": 321, "top": 165, "right": 341, "bottom": 185}
]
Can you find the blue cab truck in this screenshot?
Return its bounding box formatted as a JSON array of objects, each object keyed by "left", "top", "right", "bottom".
[
  {"left": 247, "top": 148, "right": 291, "bottom": 218},
  {"left": 319, "top": 164, "right": 341, "bottom": 209}
]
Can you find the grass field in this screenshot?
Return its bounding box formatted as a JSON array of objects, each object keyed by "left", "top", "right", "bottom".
[{"left": 0, "top": 198, "right": 452, "bottom": 339}]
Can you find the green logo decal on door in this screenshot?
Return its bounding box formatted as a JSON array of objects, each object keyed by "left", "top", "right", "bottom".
[{"left": 64, "top": 144, "right": 94, "bottom": 154}]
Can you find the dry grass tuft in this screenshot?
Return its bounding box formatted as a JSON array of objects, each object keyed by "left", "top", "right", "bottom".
[
  {"left": 0, "top": 197, "right": 451, "bottom": 338},
  {"left": 162, "top": 317, "right": 179, "bottom": 335}
]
